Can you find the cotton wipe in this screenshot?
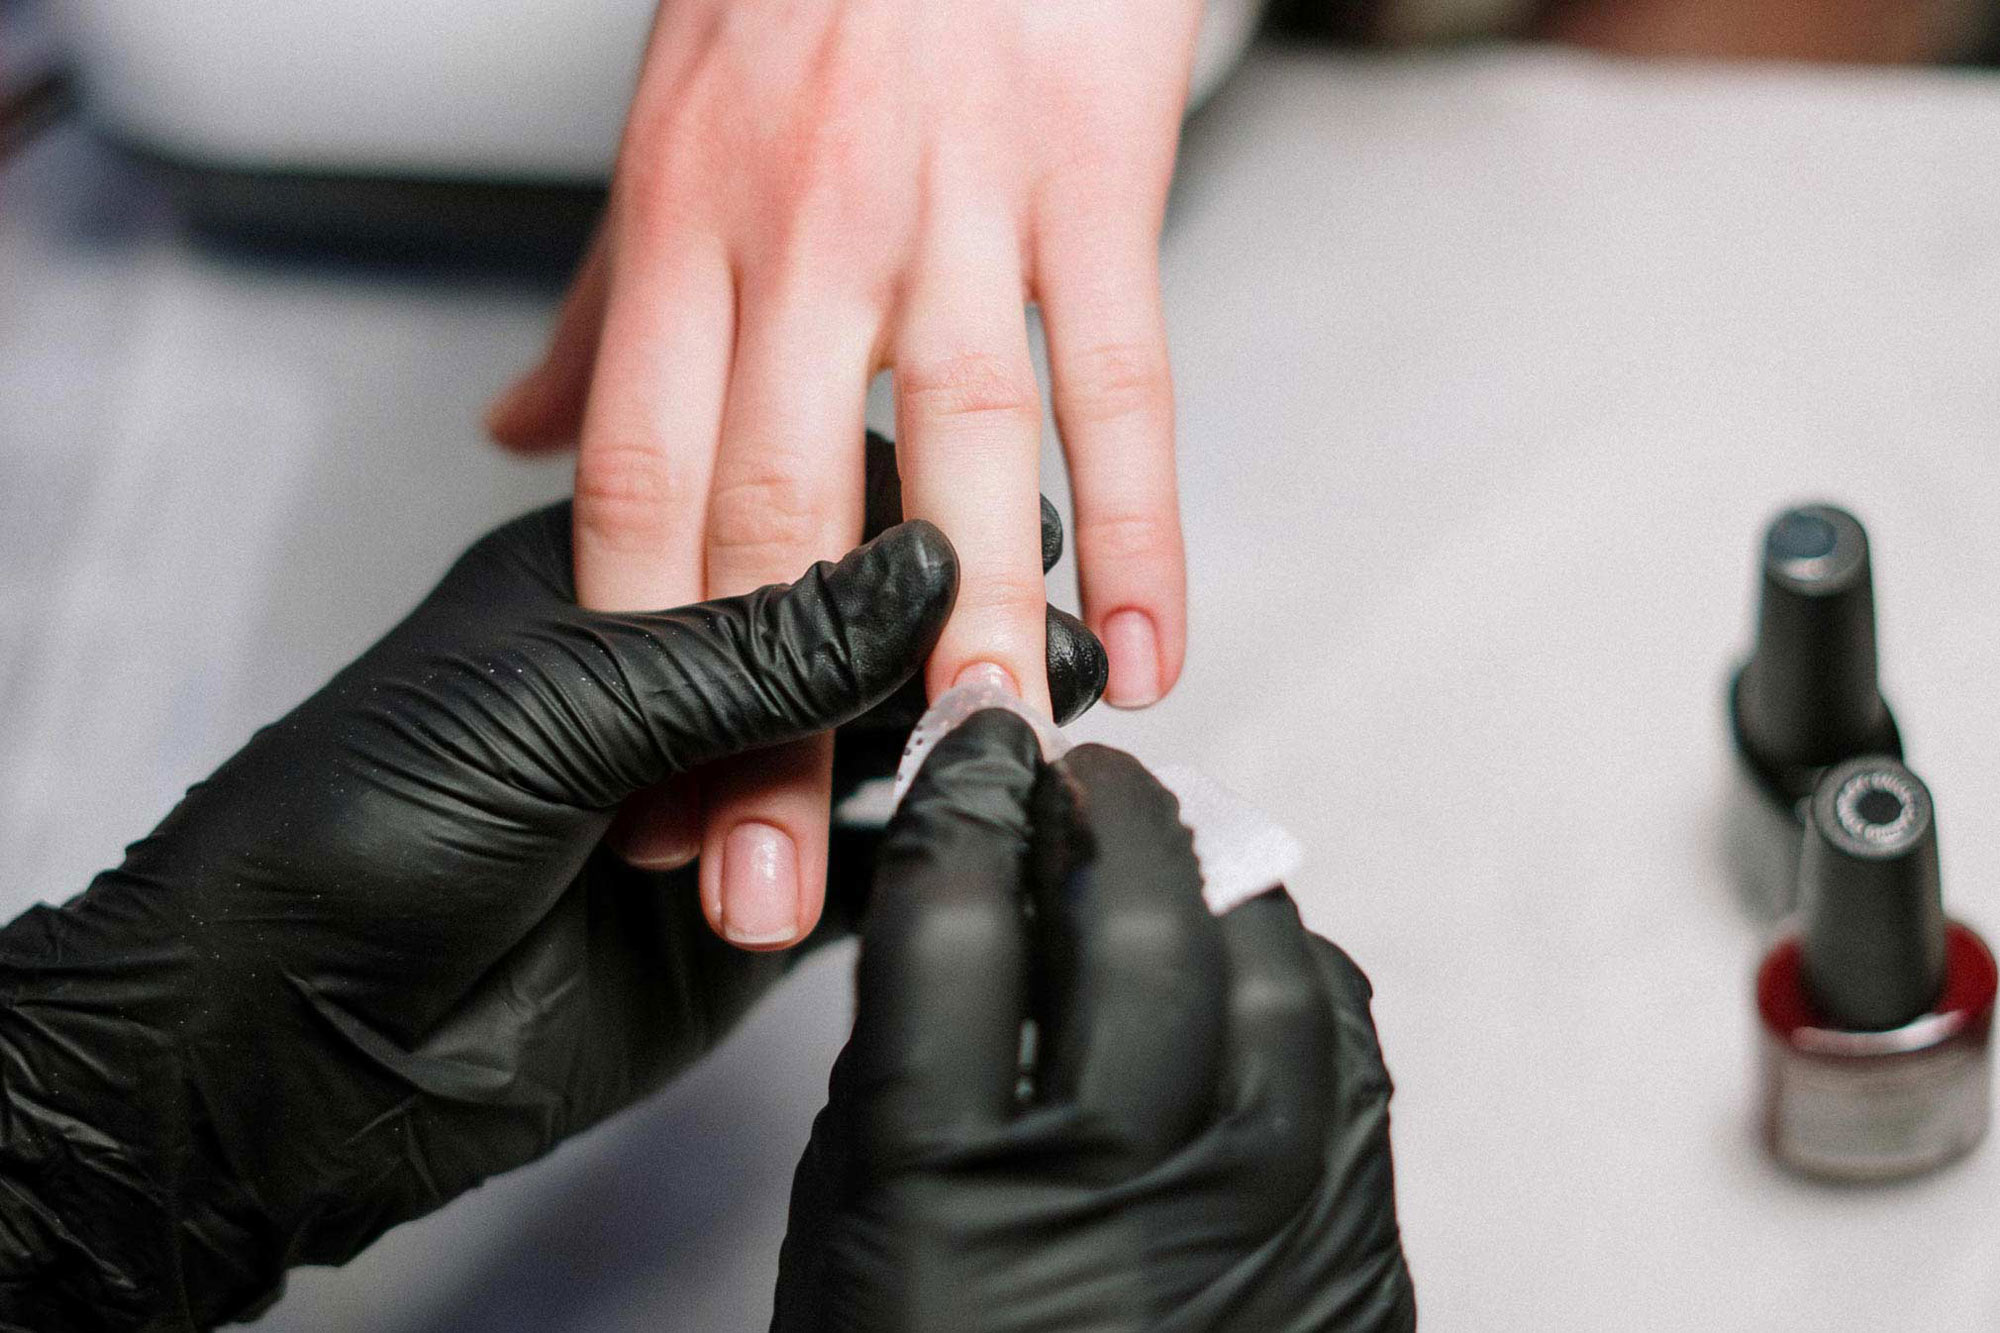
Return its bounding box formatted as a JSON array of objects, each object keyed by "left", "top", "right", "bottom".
[{"left": 889, "top": 682, "right": 1302, "bottom": 916}]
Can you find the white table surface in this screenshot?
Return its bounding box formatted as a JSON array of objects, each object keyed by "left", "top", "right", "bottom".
[{"left": 6, "top": 40, "right": 2000, "bottom": 1332}]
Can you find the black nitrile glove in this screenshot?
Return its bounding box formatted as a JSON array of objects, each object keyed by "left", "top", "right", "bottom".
[
  {"left": 834, "top": 432, "right": 1103, "bottom": 791},
  {"left": 0, "top": 471, "right": 1104, "bottom": 1330},
  {"left": 773, "top": 711, "right": 1417, "bottom": 1332}
]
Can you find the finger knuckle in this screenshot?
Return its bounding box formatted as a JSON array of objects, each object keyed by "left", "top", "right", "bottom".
[
  {"left": 770, "top": 113, "right": 860, "bottom": 212},
  {"left": 1078, "top": 509, "right": 1176, "bottom": 567},
  {"left": 1059, "top": 339, "right": 1171, "bottom": 430},
  {"left": 574, "top": 444, "right": 691, "bottom": 552},
  {"left": 950, "top": 566, "right": 1051, "bottom": 617},
  {"left": 898, "top": 352, "right": 1042, "bottom": 432},
  {"left": 616, "top": 106, "right": 725, "bottom": 235},
  {"left": 706, "top": 467, "right": 829, "bottom": 572}
]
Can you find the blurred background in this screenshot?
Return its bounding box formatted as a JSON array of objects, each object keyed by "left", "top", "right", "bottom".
[{"left": 6, "top": 0, "right": 2000, "bottom": 1328}]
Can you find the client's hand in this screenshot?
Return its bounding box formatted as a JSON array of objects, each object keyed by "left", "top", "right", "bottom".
[
  {"left": 0, "top": 496, "right": 1100, "bottom": 1330},
  {"left": 774, "top": 711, "right": 1418, "bottom": 1331},
  {"left": 486, "top": 0, "right": 1202, "bottom": 957}
]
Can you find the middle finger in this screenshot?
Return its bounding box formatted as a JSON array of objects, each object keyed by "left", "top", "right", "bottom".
[
  {"left": 697, "top": 277, "right": 878, "bottom": 948},
  {"left": 892, "top": 204, "right": 1051, "bottom": 714}
]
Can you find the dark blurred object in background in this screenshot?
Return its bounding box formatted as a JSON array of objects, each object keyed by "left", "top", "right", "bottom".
[
  {"left": 1, "top": 0, "right": 71, "bottom": 162},
  {"left": 0, "top": 66, "right": 70, "bottom": 161},
  {"left": 1274, "top": 0, "right": 2000, "bottom": 62},
  {"left": 127, "top": 153, "right": 605, "bottom": 272},
  {"left": 1537, "top": 0, "right": 2000, "bottom": 63}
]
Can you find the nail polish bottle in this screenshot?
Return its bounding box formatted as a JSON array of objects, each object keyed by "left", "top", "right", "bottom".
[
  {"left": 1727, "top": 505, "right": 1902, "bottom": 915},
  {"left": 1731, "top": 504, "right": 1901, "bottom": 810},
  {"left": 1756, "top": 757, "right": 1996, "bottom": 1181}
]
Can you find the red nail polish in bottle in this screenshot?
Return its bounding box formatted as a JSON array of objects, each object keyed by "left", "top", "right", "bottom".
[{"left": 1757, "top": 756, "right": 1996, "bottom": 1181}]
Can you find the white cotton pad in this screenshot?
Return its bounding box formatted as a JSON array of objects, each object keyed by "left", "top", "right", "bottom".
[
  {"left": 889, "top": 683, "right": 1303, "bottom": 915},
  {"left": 1150, "top": 764, "right": 1305, "bottom": 916},
  {"left": 891, "top": 680, "right": 1072, "bottom": 804}
]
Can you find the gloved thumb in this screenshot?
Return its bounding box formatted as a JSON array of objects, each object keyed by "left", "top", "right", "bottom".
[
  {"left": 347, "top": 508, "right": 960, "bottom": 815},
  {"left": 568, "top": 518, "right": 960, "bottom": 802}
]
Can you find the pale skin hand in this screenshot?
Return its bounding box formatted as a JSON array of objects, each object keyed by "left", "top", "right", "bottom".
[{"left": 486, "top": 0, "right": 1199, "bottom": 950}]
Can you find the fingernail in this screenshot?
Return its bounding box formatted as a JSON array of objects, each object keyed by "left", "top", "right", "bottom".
[
  {"left": 954, "top": 661, "right": 1021, "bottom": 696},
  {"left": 614, "top": 828, "right": 699, "bottom": 872},
  {"left": 1102, "top": 610, "right": 1162, "bottom": 708},
  {"left": 482, "top": 371, "right": 540, "bottom": 437},
  {"left": 609, "top": 785, "right": 701, "bottom": 870},
  {"left": 720, "top": 822, "right": 800, "bottom": 946}
]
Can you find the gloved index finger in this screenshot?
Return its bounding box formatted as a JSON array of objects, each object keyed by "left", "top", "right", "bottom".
[
  {"left": 1214, "top": 890, "right": 1334, "bottom": 1205},
  {"left": 853, "top": 708, "right": 1042, "bottom": 1150},
  {"left": 576, "top": 518, "right": 956, "bottom": 801},
  {"left": 1029, "top": 743, "right": 1228, "bottom": 1178}
]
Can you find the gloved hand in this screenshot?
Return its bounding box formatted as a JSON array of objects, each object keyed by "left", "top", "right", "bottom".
[
  {"left": 0, "top": 474, "right": 1103, "bottom": 1331},
  {"left": 773, "top": 711, "right": 1418, "bottom": 1332}
]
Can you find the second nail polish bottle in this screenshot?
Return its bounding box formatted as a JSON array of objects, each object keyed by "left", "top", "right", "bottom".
[{"left": 1756, "top": 757, "right": 1995, "bottom": 1181}]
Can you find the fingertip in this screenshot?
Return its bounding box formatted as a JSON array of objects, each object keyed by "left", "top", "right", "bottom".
[
  {"left": 697, "top": 742, "right": 835, "bottom": 954},
  {"left": 919, "top": 573, "right": 1055, "bottom": 714},
  {"left": 876, "top": 518, "right": 959, "bottom": 598},
  {"left": 1040, "top": 494, "right": 1064, "bottom": 572},
  {"left": 614, "top": 835, "right": 698, "bottom": 870},
  {"left": 716, "top": 820, "right": 806, "bottom": 949},
  {"left": 894, "top": 707, "right": 1041, "bottom": 831},
  {"left": 1056, "top": 742, "right": 1190, "bottom": 840},
  {"left": 826, "top": 520, "right": 960, "bottom": 676},
  {"left": 608, "top": 778, "right": 702, "bottom": 870},
  {"left": 1045, "top": 606, "right": 1108, "bottom": 725},
  {"left": 860, "top": 431, "right": 907, "bottom": 542},
  {"left": 483, "top": 371, "right": 570, "bottom": 452}
]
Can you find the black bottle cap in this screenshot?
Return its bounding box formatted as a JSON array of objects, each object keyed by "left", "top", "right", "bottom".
[
  {"left": 1799, "top": 757, "right": 1947, "bottom": 1032},
  {"left": 1731, "top": 504, "right": 1900, "bottom": 808}
]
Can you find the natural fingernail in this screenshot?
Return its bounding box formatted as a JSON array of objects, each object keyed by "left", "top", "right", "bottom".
[
  {"left": 613, "top": 823, "right": 699, "bottom": 872},
  {"left": 954, "top": 661, "right": 1020, "bottom": 696},
  {"left": 721, "top": 822, "right": 800, "bottom": 946},
  {"left": 609, "top": 783, "right": 701, "bottom": 870},
  {"left": 1102, "top": 610, "right": 1162, "bottom": 709}
]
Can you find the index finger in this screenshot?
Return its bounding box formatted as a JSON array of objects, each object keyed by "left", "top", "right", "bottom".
[
  {"left": 570, "top": 220, "right": 732, "bottom": 612},
  {"left": 850, "top": 709, "right": 1042, "bottom": 1148},
  {"left": 1029, "top": 742, "right": 1226, "bottom": 1177}
]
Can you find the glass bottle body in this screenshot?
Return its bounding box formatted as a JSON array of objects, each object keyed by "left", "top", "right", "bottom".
[{"left": 1757, "top": 923, "right": 1996, "bottom": 1181}]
